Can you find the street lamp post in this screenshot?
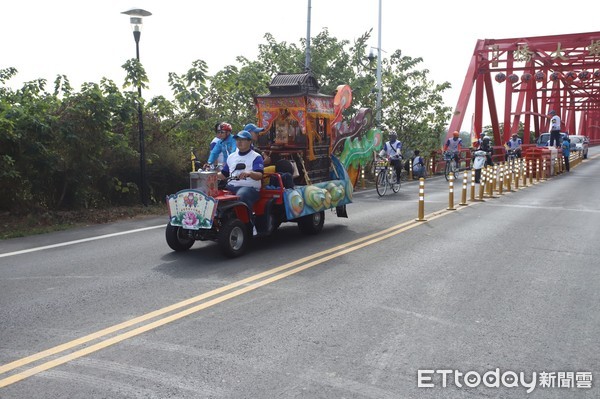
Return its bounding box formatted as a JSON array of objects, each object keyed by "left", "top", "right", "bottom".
[
  {"left": 375, "top": 0, "right": 382, "bottom": 126},
  {"left": 122, "top": 8, "right": 152, "bottom": 206},
  {"left": 363, "top": 45, "right": 383, "bottom": 127},
  {"left": 363, "top": 1, "right": 384, "bottom": 127}
]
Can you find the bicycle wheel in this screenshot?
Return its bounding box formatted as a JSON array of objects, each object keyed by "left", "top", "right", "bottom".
[
  {"left": 390, "top": 169, "right": 400, "bottom": 193},
  {"left": 444, "top": 161, "right": 451, "bottom": 181},
  {"left": 376, "top": 169, "right": 388, "bottom": 197},
  {"left": 451, "top": 160, "right": 459, "bottom": 179}
]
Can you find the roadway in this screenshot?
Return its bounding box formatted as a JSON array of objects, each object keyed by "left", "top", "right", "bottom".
[{"left": 0, "top": 148, "right": 599, "bottom": 398}]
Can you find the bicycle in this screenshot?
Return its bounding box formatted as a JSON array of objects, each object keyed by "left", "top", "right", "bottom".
[
  {"left": 375, "top": 159, "right": 401, "bottom": 196},
  {"left": 443, "top": 151, "right": 459, "bottom": 181},
  {"left": 506, "top": 149, "right": 519, "bottom": 167}
]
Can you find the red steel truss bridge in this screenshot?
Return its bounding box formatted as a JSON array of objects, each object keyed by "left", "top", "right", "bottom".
[{"left": 448, "top": 31, "right": 600, "bottom": 145}]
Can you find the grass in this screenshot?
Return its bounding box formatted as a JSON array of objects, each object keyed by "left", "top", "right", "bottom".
[{"left": 0, "top": 204, "right": 168, "bottom": 240}]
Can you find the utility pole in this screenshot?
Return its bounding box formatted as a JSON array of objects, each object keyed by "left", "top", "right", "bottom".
[{"left": 305, "top": 0, "right": 312, "bottom": 70}]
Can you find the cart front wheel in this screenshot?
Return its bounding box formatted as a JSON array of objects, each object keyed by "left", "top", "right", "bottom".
[{"left": 165, "top": 224, "right": 195, "bottom": 251}]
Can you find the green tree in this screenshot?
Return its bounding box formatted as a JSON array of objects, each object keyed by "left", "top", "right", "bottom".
[
  {"left": 249, "top": 29, "right": 452, "bottom": 156},
  {"left": 0, "top": 29, "right": 454, "bottom": 213},
  {"left": 382, "top": 50, "right": 452, "bottom": 156}
]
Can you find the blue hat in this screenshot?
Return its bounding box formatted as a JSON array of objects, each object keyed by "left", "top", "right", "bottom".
[
  {"left": 233, "top": 130, "right": 252, "bottom": 140},
  {"left": 549, "top": 110, "right": 556, "bottom": 115},
  {"left": 243, "top": 123, "right": 265, "bottom": 133}
]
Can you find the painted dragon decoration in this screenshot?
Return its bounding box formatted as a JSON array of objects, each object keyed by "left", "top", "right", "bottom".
[{"left": 330, "top": 85, "right": 383, "bottom": 186}]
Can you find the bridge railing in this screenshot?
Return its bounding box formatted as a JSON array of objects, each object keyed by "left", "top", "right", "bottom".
[{"left": 429, "top": 146, "right": 511, "bottom": 175}]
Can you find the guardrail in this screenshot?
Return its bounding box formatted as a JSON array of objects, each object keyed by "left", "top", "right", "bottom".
[
  {"left": 361, "top": 141, "right": 592, "bottom": 186},
  {"left": 416, "top": 149, "right": 586, "bottom": 219}
]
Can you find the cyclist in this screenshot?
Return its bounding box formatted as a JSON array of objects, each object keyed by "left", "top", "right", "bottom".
[
  {"left": 480, "top": 134, "right": 494, "bottom": 166},
  {"left": 206, "top": 122, "right": 236, "bottom": 169},
  {"left": 444, "top": 131, "right": 463, "bottom": 167},
  {"left": 412, "top": 150, "right": 426, "bottom": 178},
  {"left": 473, "top": 132, "right": 486, "bottom": 149},
  {"left": 379, "top": 130, "right": 403, "bottom": 183},
  {"left": 505, "top": 133, "right": 522, "bottom": 159}
]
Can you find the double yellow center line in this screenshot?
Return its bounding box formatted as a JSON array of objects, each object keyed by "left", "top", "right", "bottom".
[{"left": 0, "top": 208, "right": 453, "bottom": 388}]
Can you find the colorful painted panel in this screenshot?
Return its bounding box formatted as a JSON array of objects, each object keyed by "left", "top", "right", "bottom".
[
  {"left": 307, "top": 96, "right": 334, "bottom": 114},
  {"left": 283, "top": 156, "right": 353, "bottom": 220},
  {"left": 283, "top": 180, "right": 353, "bottom": 220},
  {"left": 256, "top": 97, "right": 305, "bottom": 109},
  {"left": 167, "top": 190, "right": 218, "bottom": 230}
]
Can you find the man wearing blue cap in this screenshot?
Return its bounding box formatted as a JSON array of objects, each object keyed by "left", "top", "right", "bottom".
[
  {"left": 244, "top": 123, "right": 271, "bottom": 165},
  {"left": 244, "top": 123, "right": 264, "bottom": 137},
  {"left": 217, "top": 130, "right": 264, "bottom": 217}
]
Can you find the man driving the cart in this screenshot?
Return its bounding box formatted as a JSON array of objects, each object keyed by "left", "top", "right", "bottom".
[{"left": 217, "top": 130, "right": 265, "bottom": 214}]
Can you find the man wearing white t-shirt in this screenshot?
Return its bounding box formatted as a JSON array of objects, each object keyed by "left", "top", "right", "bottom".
[
  {"left": 217, "top": 130, "right": 264, "bottom": 213},
  {"left": 548, "top": 110, "right": 561, "bottom": 148}
]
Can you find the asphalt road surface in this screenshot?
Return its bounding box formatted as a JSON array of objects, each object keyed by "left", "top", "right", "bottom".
[{"left": 1, "top": 148, "right": 599, "bottom": 398}]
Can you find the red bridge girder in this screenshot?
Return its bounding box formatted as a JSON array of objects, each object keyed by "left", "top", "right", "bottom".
[{"left": 448, "top": 31, "right": 600, "bottom": 146}]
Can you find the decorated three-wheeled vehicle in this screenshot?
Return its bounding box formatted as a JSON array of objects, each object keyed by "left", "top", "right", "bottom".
[{"left": 165, "top": 71, "right": 383, "bottom": 257}]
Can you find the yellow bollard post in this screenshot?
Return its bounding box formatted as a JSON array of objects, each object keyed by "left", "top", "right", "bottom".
[
  {"left": 498, "top": 165, "right": 504, "bottom": 195},
  {"left": 478, "top": 167, "right": 486, "bottom": 201},
  {"left": 529, "top": 160, "right": 534, "bottom": 185},
  {"left": 416, "top": 178, "right": 427, "bottom": 221},
  {"left": 491, "top": 165, "right": 498, "bottom": 195},
  {"left": 447, "top": 174, "right": 456, "bottom": 210},
  {"left": 558, "top": 154, "right": 563, "bottom": 173},
  {"left": 485, "top": 167, "right": 493, "bottom": 198},
  {"left": 470, "top": 169, "right": 476, "bottom": 201},
  {"left": 503, "top": 162, "right": 509, "bottom": 190},
  {"left": 513, "top": 161, "right": 519, "bottom": 190},
  {"left": 361, "top": 167, "right": 365, "bottom": 189},
  {"left": 535, "top": 159, "right": 540, "bottom": 182},
  {"left": 522, "top": 159, "right": 527, "bottom": 187},
  {"left": 428, "top": 158, "right": 434, "bottom": 177},
  {"left": 409, "top": 159, "right": 413, "bottom": 180},
  {"left": 460, "top": 171, "right": 468, "bottom": 206},
  {"left": 507, "top": 163, "right": 513, "bottom": 192},
  {"left": 542, "top": 158, "right": 547, "bottom": 180}
]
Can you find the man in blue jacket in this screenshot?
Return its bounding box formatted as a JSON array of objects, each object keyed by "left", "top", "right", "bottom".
[{"left": 206, "top": 122, "right": 236, "bottom": 169}]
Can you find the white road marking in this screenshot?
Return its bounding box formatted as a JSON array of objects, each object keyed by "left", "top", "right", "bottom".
[{"left": 0, "top": 225, "right": 164, "bottom": 258}]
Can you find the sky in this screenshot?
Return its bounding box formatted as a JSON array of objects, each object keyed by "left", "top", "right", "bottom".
[{"left": 2, "top": 0, "right": 599, "bottom": 132}]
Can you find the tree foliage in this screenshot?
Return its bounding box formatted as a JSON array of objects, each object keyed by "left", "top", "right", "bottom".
[{"left": 0, "top": 29, "right": 452, "bottom": 212}]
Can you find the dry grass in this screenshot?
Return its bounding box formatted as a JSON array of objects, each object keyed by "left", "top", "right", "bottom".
[{"left": 0, "top": 204, "right": 168, "bottom": 240}]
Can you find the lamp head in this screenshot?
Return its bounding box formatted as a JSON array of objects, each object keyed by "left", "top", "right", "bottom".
[
  {"left": 367, "top": 48, "right": 376, "bottom": 63},
  {"left": 121, "top": 8, "right": 152, "bottom": 31}
]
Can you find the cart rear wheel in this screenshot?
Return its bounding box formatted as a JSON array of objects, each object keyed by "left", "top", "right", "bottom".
[
  {"left": 297, "top": 211, "right": 325, "bottom": 235},
  {"left": 165, "top": 224, "right": 195, "bottom": 251}
]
